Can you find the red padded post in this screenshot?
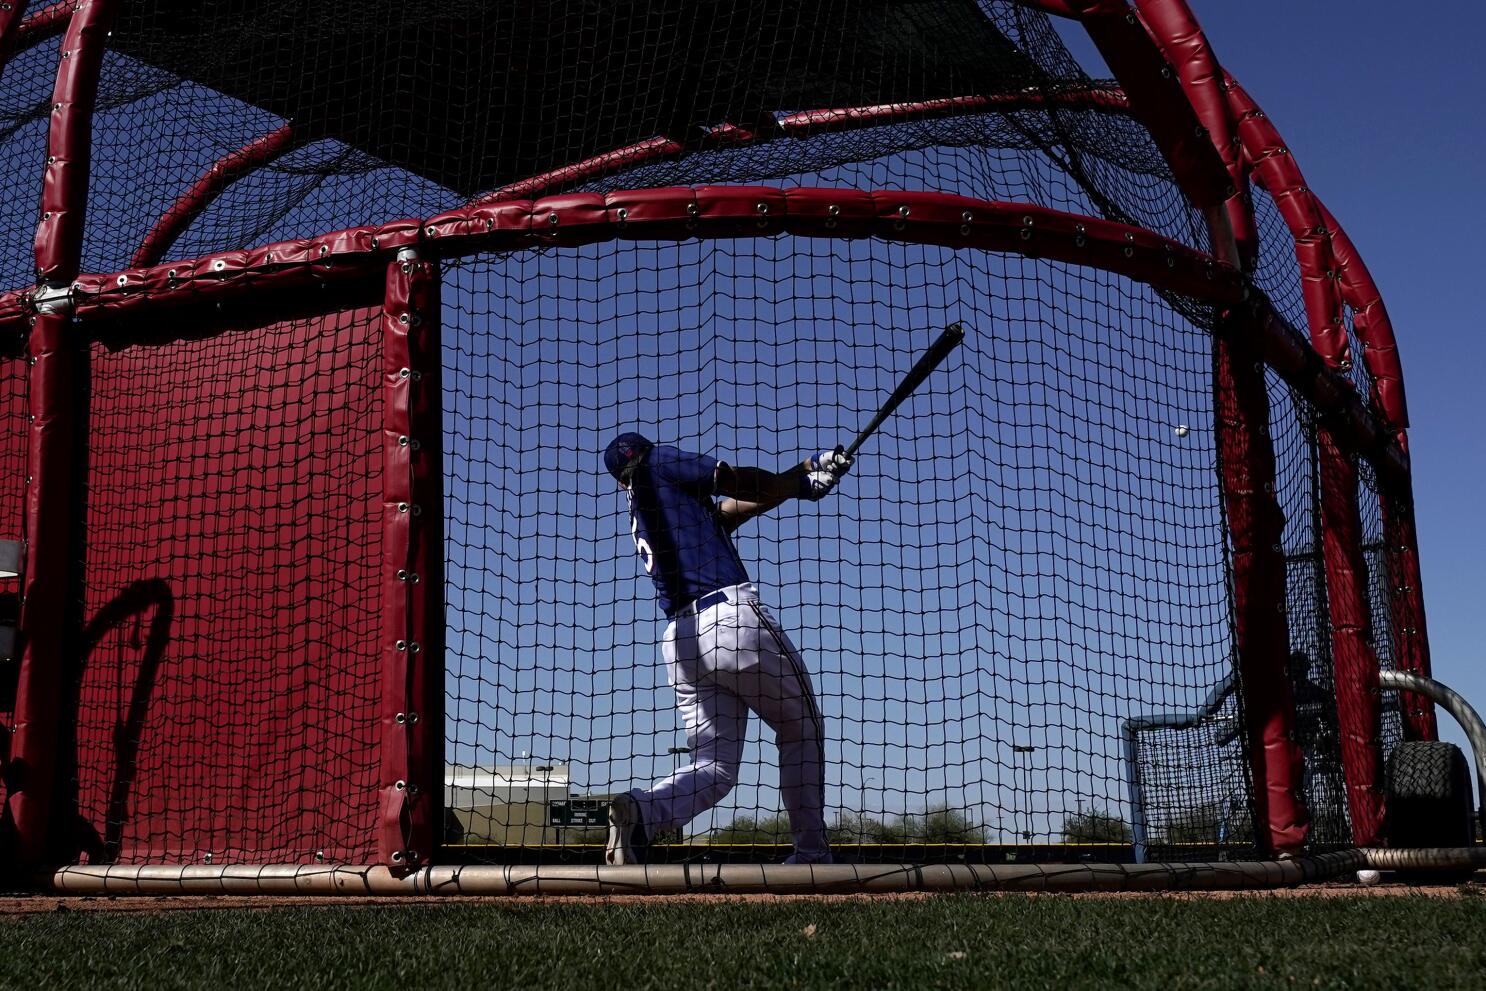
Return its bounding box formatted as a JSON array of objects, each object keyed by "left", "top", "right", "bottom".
[
  {"left": 1318, "top": 429, "right": 1386, "bottom": 840},
  {"left": 379, "top": 251, "right": 445, "bottom": 869},
  {"left": 1133, "top": 0, "right": 1255, "bottom": 262},
  {"left": 1313, "top": 198, "right": 1433, "bottom": 740},
  {"left": 8, "top": 0, "right": 116, "bottom": 870},
  {"left": 1094, "top": 0, "right": 1306, "bottom": 853},
  {"left": 1209, "top": 218, "right": 1309, "bottom": 855},
  {"left": 1057, "top": 0, "right": 1231, "bottom": 210},
  {"left": 1139, "top": 0, "right": 1384, "bottom": 845}
]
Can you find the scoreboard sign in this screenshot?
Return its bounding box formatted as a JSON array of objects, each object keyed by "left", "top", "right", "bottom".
[{"left": 548, "top": 799, "right": 608, "bottom": 828}]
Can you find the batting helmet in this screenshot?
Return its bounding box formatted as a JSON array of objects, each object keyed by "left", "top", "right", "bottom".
[{"left": 604, "top": 431, "right": 654, "bottom": 481}]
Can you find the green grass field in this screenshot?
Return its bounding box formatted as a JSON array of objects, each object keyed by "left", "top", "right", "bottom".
[{"left": 2, "top": 893, "right": 1484, "bottom": 990}]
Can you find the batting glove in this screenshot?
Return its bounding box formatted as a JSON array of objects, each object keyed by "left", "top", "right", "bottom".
[
  {"left": 800, "top": 446, "right": 852, "bottom": 501},
  {"left": 811, "top": 446, "right": 853, "bottom": 477}
]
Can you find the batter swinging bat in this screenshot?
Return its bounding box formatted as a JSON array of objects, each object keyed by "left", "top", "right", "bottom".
[{"left": 835, "top": 322, "right": 966, "bottom": 473}]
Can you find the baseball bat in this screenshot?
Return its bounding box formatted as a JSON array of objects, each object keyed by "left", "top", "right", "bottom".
[{"left": 839, "top": 322, "right": 966, "bottom": 468}]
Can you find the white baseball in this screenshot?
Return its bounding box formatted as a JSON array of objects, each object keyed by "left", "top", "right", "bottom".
[
  {"left": 1174, "top": 424, "right": 1190, "bottom": 438},
  {"left": 1356, "top": 869, "right": 1381, "bottom": 886}
]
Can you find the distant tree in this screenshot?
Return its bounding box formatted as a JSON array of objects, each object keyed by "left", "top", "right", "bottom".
[
  {"left": 829, "top": 812, "right": 908, "bottom": 845},
  {"left": 1159, "top": 800, "right": 1254, "bottom": 846},
  {"left": 831, "top": 805, "right": 985, "bottom": 845},
  {"left": 710, "top": 813, "right": 792, "bottom": 845},
  {"left": 901, "top": 804, "right": 986, "bottom": 843},
  {"left": 1060, "top": 808, "right": 1133, "bottom": 844}
]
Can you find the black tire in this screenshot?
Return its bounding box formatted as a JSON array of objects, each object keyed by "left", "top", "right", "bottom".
[{"left": 1385, "top": 741, "right": 1477, "bottom": 882}]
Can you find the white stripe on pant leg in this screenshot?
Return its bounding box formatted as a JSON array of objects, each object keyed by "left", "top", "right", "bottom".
[{"left": 742, "top": 601, "right": 831, "bottom": 864}]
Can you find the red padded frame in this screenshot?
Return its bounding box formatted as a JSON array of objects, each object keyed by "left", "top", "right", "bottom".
[
  {"left": 378, "top": 253, "right": 444, "bottom": 869},
  {"left": 10, "top": 0, "right": 116, "bottom": 867},
  {"left": 1136, "top": 0, "right": 1383, "bottom": 846}
]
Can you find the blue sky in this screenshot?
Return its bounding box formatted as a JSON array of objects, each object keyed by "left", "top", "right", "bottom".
[{"left": 1059, "top": 0, "right": 1486, "bottom": 794}]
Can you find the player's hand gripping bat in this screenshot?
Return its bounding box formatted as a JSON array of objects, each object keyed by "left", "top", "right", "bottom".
[{"left": 829, "top": 322, "right": 966, "bottom": 477}]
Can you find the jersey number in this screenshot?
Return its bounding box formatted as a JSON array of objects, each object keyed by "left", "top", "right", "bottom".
[{"left": 629, "top": 510, "right": 655, "bottom": 574}]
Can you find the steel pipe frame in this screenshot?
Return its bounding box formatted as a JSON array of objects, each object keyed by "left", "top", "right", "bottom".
[
  {"left": 50, "top": 852, "right": 1366, "bottom": 897},
  {"left": 1377, "top": 670, "right": 1486, "bottom": 830},
  {"left": 48, "top": 846, "right": 1486, "bottom": 897},
  {"left": 1121, "top": 674, "right": 1237, "bottom": 864}
]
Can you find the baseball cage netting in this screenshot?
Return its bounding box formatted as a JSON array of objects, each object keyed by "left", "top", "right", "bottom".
[{"left": 0, "top": 0, "right": 1444, "bottom": 891}]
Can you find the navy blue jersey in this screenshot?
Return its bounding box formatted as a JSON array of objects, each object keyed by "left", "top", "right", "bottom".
[{"left": 623, "top": 445, "right": 750, "bottom": 616}]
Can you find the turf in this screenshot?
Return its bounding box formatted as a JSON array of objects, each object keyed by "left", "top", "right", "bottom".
[{"left": 2, "top": 894, "right": 1484, "bottom": 990}]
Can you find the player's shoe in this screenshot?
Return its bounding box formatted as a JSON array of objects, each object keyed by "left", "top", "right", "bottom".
[{"left": 605, "top": 792, "right": 649, "bottom": 865}]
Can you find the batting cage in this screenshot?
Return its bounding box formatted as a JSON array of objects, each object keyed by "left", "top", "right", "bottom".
[{"left": 0, "top": 1, "right": 1453, "bottom": 893}]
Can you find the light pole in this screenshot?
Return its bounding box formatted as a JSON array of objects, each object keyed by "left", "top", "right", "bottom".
[
  {"left": 1012, "top": 744, "right": 1035, "bottom": 845},
  {"left": 535, "top": 765, "right": 553, "bottom": 849}
]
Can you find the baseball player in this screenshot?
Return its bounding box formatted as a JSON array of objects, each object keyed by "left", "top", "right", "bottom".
[{"left": 602, "top": 431, "right": 851, "bottom": 865}]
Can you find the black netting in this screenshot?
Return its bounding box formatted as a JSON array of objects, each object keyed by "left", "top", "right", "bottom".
[
  {"left": 1357, "top": 459, "right": 1405, "bottom": 760},
  {"left": 1128, "top": 681, "right": 1251, "bottom": 861},
  {"left": 440, "top": 238, "right": 1236, "bottom": 860},
  {"left": 1250, "top": 185, "right": 1308, "bottom": 336},
  {"left": 68, "top": 302, "right": 384, "bottom": 864},
  {"left": 0, "top": 37, "right": 62, "bottom": 290},
  {"left": 0, "top": 2, "right": 1204, "bottom": 277},
  {"left": 1267, "top": 373, "right": 1350, "bottom": 847}
]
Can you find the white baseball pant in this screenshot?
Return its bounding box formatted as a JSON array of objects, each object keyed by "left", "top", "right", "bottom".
[{"left": 630, "top": 582, "right": 831, "bottom": 863}]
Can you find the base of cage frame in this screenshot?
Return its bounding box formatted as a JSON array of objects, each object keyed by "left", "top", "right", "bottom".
[{"left": 44, "top": 849, "right": 1478, "bottom": 896}]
